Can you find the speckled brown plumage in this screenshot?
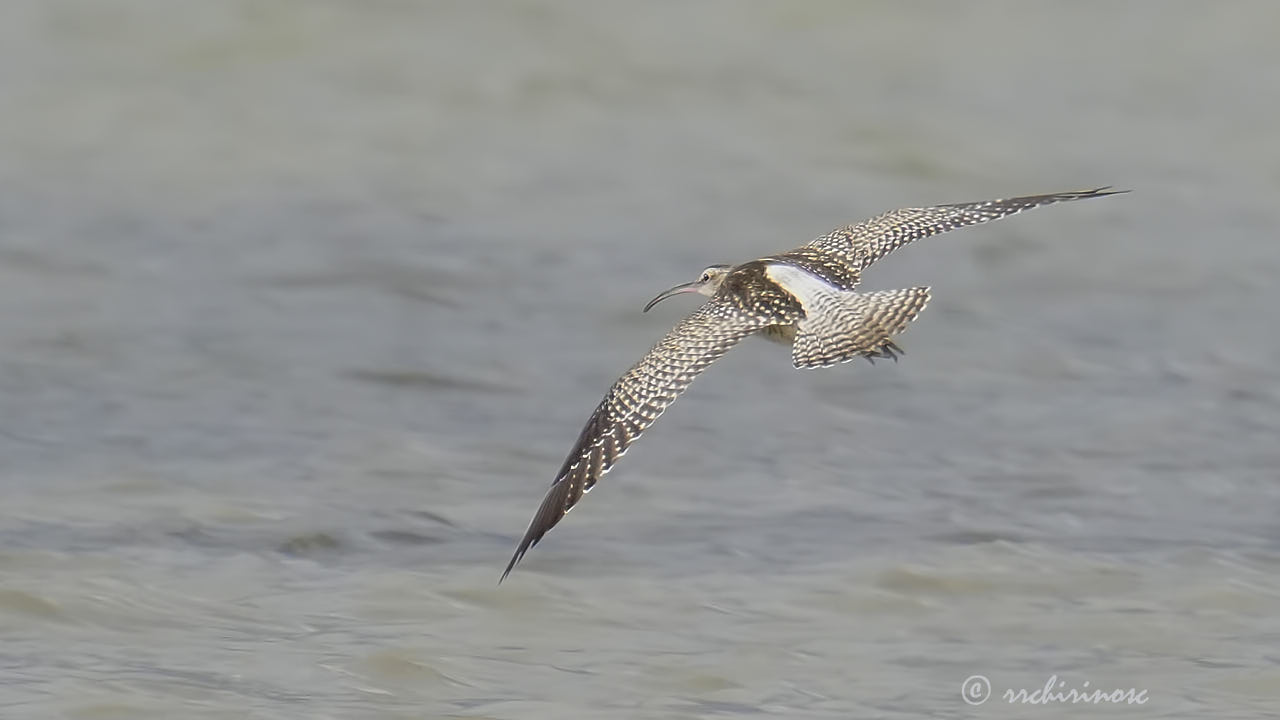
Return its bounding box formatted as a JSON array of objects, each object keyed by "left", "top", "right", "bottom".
[
  {"left": 804, "top": 187, "right": 1123, "bottom": 285},
  {"left": 502, "top": 187, "right": 1124, "bottom": 580},
  {"left": 501, "top": 267, "right": 802, "bottom": 580},
  {"left": 789, "top": 284, "right": 931, "bottom": 369}
]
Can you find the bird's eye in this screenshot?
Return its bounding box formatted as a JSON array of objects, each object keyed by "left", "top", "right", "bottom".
[{"left": 700, "top": 272, "right": 710, "bottom": 282}]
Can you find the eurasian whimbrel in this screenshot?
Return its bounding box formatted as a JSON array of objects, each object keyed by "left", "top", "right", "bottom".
[{"left": 502, "top": 187, "right": 1124, "bottom": 580}]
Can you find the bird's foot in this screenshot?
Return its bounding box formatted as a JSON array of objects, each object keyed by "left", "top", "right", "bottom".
[{"left": 862, "top": 340, "right": 904, "bottom": 363}]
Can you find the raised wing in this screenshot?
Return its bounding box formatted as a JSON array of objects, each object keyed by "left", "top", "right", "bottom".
[
  {"left": 501, "top": 296, "right": 775, "bottom": 581},
  {"left": 807, "top": 187, "right": 1125, "bottom": 273}
]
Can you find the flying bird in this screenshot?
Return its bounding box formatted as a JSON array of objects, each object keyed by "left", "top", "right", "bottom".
[{"left": 501, "top": 187, "right": 1125, "bottom": 580}]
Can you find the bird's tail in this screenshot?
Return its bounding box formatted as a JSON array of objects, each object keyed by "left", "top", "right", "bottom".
[{"left": 791, "top": 287, "right": 930, "bottom": 369}]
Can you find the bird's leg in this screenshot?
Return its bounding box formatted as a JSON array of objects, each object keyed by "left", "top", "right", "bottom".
[
  {"left": 861, "top": 340, "right": 904, "bottom": 364},
  {"left": 882, "top": 340, "right": 904, "bottom": 362}
]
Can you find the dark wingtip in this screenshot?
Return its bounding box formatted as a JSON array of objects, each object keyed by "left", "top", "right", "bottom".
[
  {"left": 500, "top": 523, "right": 545, "bottom": 582},
  {"left": 499, "top": 555, "right": 518, "bottom": 584},
  {"left": 499, "top": 528, "right": 537, "bottom": 583},
  {"left": 1080, "top": 186, "right": 1130, "bottom": 197},
  {"left": 499, "top": 476, "right": 574, "bottom": 584}
]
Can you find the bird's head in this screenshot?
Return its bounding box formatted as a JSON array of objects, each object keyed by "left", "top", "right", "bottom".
[{"left": 643, "top": 264, "right": 731, "bottom": 312}]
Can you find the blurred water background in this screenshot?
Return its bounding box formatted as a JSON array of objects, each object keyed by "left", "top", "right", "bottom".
[{"left": 1, "top": 1, "right": 1279, "bottom": 718}]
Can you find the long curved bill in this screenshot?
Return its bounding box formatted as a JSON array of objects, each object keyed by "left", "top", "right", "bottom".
[{"left": 643, "top": 281, "right": 702, "bottom": 312}]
